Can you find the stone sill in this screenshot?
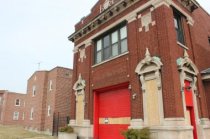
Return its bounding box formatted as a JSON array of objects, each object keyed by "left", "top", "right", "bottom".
[
  {"left": 177, "top": 42, "right": 189, "bottom": 50},
  {"left": 92, "top": 51, "right": 129, "bottom": 68}
]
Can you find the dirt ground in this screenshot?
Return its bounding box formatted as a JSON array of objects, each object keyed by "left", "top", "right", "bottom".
[{"left": 0, "top": 125, "right": 57, "bottom": 139}]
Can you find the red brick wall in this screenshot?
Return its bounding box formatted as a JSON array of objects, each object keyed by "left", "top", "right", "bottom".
[
  {"left": 0, "top": 91, "right": 26, "bottom": 126},
  {"left": 0, "top": 92, "right": 4, "bottom": 122},
  {"left": 0, "top": 67, "right": 72, "bottom": 132},
  {"left": 44, "top": 67, "right": 72, "bottom": 131},
  {"left": 44, "top": 69, "right": 56, "bottom": 132},
  {"left": 23, "top": 67, "right": 72, "bottom": 133},
  {"left": 192, "top": 8, "right": 210, "bottom": 118},
  {"left": 54, "top": 68, "right": 72, "bottom": 127},
  {"left": 24, "top": 71, "right": 48, "bottom": 131}
]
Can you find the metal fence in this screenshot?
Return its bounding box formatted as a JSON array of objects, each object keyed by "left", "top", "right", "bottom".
[{"left": 52, "top": 112, "right": 70, "bottom": 136}]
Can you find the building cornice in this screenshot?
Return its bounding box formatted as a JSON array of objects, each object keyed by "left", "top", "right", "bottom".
[
  {"left": 69, "top": 0, "right": 139, "bottom": 42},
  {"left": 69, "top": 0, "right": 199, "bottom": 44}
]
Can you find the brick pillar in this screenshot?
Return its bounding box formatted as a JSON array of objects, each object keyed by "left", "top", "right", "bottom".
[
  {"left": 127, "top": 16, "right": 143, "bottom": 119},
  {"left": 84, "top": 44, "right": 92, "bottom": 120},
  {"left": 155, "top": 5, "right": 184, "bottom": 118}
]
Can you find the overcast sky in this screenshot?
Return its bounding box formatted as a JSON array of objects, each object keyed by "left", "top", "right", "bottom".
[{"left": 0, "top": 0, "right": 209, "bottom": 93}]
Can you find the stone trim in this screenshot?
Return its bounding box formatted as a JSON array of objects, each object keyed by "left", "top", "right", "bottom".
[
  {"left": 126, "top": 13, "right": 137, "bottom": 23},
  {"left": 135, "top": 48, "right": 163, "bottom": 76},
  {"left": 135, "top": 48, "right": 164, "bottom": 126},
  {"left": 129, "top": 119, "right": 144, "bottom": 129},
  {"left": 73, "top": 74, "right": 86, "bottom": 126},
  {"left": 152, "top": 0, "right": 172, "bottom": 8},
  {"left": 92, "top": 51, "right": 129, "bottom": 68},
  {"left": 202, "top": 74, "right": 210, "bottom": 81},
  {"left": 177, "top": 41, "right": 189, "bottom": 50},
  {"left": 70, "top": 0, "right": 197, "bottom": 41},
  {"left": 78, "top": 48, "right": 87, "bottom": 63},
  {"left": 73, "top": 74, "right": 86, "bottom": 97},
  {"left": 73, "top": 0, "right": 196, "bottom": 53},
  {"left": 176, "top": 50, "right": 205, "bottom": 137},
  {"left": 69, "top": 0, "right": 140, "bottom": 42},
  {"left": 138, "top": 11, "right": 156, "bottom": 32}
]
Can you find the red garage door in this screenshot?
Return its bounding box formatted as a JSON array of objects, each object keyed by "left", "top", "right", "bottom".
[{"left": 95, "top": 88, "right": 131, "bottom": 139}]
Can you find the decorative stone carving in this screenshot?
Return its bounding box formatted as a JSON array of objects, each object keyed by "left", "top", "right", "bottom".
[
  {"left": 73, "top": 74, "right": 86, "bottom": 125},
  {"left": 176, "top": 50, "right": 200, "bottom": 128},
  {"left": 135, "top": 48, "right": 163, "bottom": 76},
  {"left": 177, "top": 0, "right": 199, "bottom": 12},
  {"left": 135, "top": 48, "right": 164, "bottom": 126},
  {"left": 73, "top": 74, "right": 86, "bottom": 98},
  {"left": 136, "top": 48, "right": 163, "bottom": 92},
  {"left": 138, "top": 12, "right": 156, "bottom": 32},
  {"left": 176, "top": 50, "right": 199, "bottom": 91},
  {"left": 100, "top": 0, "right": 114, "bottom": 13},
  {"left": 78, "top": 48, "right": 86, "bottom": 62}
]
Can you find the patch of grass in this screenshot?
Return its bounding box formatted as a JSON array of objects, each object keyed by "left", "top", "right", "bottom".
[{"left": 0, "top": 125, "right": 57, "bottom": 139}]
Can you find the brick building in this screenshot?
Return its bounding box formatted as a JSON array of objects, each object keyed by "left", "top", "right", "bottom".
[
  {"left": 24, "top": 67, "right": 72, "bottom": 134},
  {"left": 68, "top": 0, "right": 210, "bottom": 139},
  {"left": 0, "top": 90, "right": 26, "bottom": 125}
]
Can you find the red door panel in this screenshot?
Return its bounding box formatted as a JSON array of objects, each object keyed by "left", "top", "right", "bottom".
[
  {"left": 95, "top": 88, "right": 130, "bottom": 139},
  {"left": 187, "top": 107, "right": 197, "bottom": 139},
  {"left": 99, "top": 125, "right": 128, "bottom": 139},
  {"left": 184, "top": 80, "right": 197, "bottom": 139},
  {"left": 99, "top": 88, "right": 130, "bottom": 117},
  {"left": 184, "top": 81, "right": 193, "bottom": 107}
]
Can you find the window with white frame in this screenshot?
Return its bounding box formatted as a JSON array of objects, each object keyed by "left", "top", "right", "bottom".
[
  {"left": 15, "top": 99, "right": 20, "bottom": 106},
  {"left": 49, "top": 80, "right": 53, "bottom": 91},
  {"left": 22, "top": 112, "right": 25, "bottom": 120},
  {"left": 95, "top": 24, "right": 128, "bottom": 64},
  {"left": 30, "top": 108, "right": 34, "bottom": 120},
  {"left": 32, "top": 85, "right": 36, "bottom": 96},
  {"left": 47, "top": 105, "right": 51, "bottom": 116},
  {"left": 13, "top": 112, "right": 19, "bottom": 120},
  {"left": 173, "top": 10, "right": 185, "bottom": 45}
]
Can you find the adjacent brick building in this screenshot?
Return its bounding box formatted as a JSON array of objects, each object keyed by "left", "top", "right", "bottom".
[
  {"left": 0, "top": 66, "right": 72, "bottom": 136},
  {"left": 24, "top": 66, "right": 72, "bottom": 134},
  {"left": 69, "top": 0, "right": 210, "bottom": 139},
  {"left": 0, "top": 90, "right": 26, "bottom": 125}
]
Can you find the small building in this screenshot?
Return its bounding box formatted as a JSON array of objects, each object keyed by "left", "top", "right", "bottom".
[
  {"left": 68, "top": 0, "right": 210, "bottom": 139},
  {"left": 23, "top": 66, "right": 73, "bottom": 135},
  {"left": 0, "top": 90, "right": 26, "bottom": 125}
]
